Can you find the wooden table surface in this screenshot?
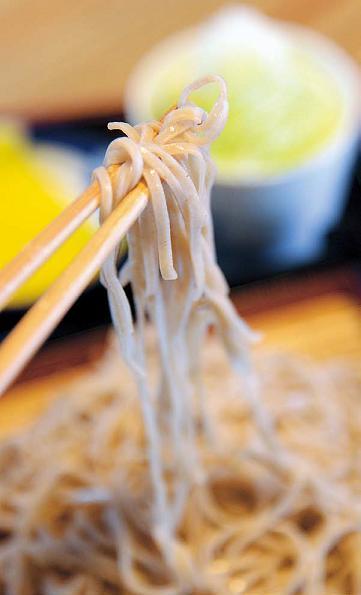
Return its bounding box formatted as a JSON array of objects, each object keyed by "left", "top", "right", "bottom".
[
  {"left": 0, "top": 0, "right": 360, "bottom": 121},
  {"left": 0, "top": 277, "right": 360, "bottom": 440}
]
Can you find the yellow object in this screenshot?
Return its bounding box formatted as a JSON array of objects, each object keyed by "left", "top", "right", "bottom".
[{"left": 0, "top": 124, "right": 95, "bottom": 308}]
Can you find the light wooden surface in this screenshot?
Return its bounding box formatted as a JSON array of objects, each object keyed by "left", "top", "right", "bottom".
[
  {"left": 0, "top": 0, "right": 360, "bottom": 120},
  {"left": 252, "top": 292, "right": 361, "bottom": 361},
  {"left": 0, "top": 291, "right": 359, "bottom": 440}
]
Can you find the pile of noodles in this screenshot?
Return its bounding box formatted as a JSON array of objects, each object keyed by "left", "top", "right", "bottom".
[{"left": 0, "top": 76, "right": 360, "bottom": 594}]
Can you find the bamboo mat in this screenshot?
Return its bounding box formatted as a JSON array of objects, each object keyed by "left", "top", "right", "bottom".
[{"left": 0, "top": 291, "right": 359, "bottom": 440}]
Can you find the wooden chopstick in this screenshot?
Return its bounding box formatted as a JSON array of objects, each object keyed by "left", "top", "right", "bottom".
[
  {"left": 0, "top": 104, "right": 175, "bottom": 312},
  {"left": 0, "top": 165, "right": 119, "bottom": 312},
  {"left": 0, "top": 181, "right": 149, "bottom": 395}
]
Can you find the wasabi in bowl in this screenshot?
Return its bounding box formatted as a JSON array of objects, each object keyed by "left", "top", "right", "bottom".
[
  {"left": 127, "top": 8, "right": 345, "bottom": 181},
  {"left": 125, "top": 7, "right": 359, "bottom": 278}
]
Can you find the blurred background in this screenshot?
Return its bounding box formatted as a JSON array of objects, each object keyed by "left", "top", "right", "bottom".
[{"left": 0, "top": 0, "right": 360, "bottom": 350}]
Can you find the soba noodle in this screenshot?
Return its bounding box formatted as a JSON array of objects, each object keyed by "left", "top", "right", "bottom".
[{"left": 0, "top": 76, "right": 360, "bottom": 594}]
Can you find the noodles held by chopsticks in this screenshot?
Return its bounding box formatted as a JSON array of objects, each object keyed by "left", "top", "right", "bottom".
[
  {"left": 95, "top": 75, "right": 260, "bottom": 547},
  {"left": 0, "top": 76, "right": 360, "bottom": 594}
]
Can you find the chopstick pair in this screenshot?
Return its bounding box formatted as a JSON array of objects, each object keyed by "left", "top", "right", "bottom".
[{"left": 0, "top": 167, "right": 149, "bottom": 395}]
